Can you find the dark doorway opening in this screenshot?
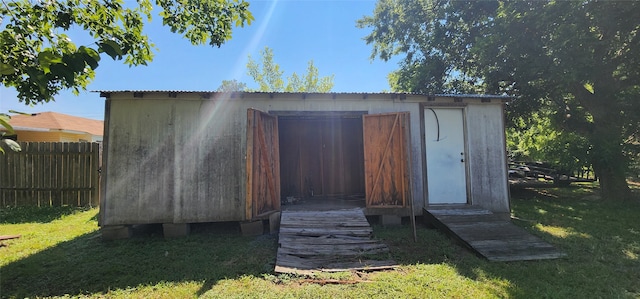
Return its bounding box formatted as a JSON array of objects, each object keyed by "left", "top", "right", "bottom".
[{"left": 275, "top": 112, "right": 366, "bottom": 209}]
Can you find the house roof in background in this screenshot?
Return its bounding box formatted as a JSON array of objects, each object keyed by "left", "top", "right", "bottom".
[{"left": 8, "top": 112, "right": 104, "bottom": 136}]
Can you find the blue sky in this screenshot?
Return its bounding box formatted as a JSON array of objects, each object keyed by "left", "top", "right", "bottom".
[{"left": 0, "top": 0, "right": 401, "bottom": 120}]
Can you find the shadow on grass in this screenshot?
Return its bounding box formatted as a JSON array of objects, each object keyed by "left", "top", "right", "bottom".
[
  {"left": 504, "top": 187, "right": 639, "bottom": 296},
  {"left": 372, "top": 186, "right": 640, "bottom": 298},
  {"left": 2, "top": 188, "right": 638, "bottom": 298},
  {"left": 0, "top": 223, "right": 278, "bottom": 298},
  {"left": 0, "top": 206, "right": 79, "bottom": 224}
]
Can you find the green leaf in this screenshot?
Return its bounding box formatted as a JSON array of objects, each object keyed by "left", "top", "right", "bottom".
[
  {"left": 79, "top": 46, "right": 101, "bottom": 69},
  {"left": 50, "top": 63, "right": 76, "bottom": 83},
  {"left": 38, "top": 50, "right": 63, "bottom": 74},
  {"left": 2, "top": 139, "right": 22, "bottom": 152},
  {"left": 583, "top": 82, "right": 595, "bottom": 94},
  {"left": 8, "top": 110, "right": 30, "bottom": 115},
  {"left": 0, "top": 116, "right": 14, "bottom": 134},
  {"left": 0, "top": 63, "right": 16, "bottom": 75},
  {"left": 38, "top": 51, "right": 63, "bottom": 64},
  {"left": 64, "top": 54, "right": 87, "bottom": 73},
  {"left": 99, "top": 40, "right": 124, "bottom": 59}
]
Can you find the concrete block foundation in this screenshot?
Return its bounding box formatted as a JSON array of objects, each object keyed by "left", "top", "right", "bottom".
[
  {"left": 240, "top": 220, "right": 264, "bottom": 236},
  {"left": 381, "top": 215, "right": 402, "bottom": 226},
  {"left": 163, "top": 223, "right": 191, "bottom": 238},
  {"left": 101, "top": 225, "right": 132, "bottom": 240},
  {"left": 268, "top": 212, "right": 281, "bottom": 234}
]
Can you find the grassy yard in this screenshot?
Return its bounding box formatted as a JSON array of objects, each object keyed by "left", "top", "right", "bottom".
[{"left": 1, "top": 183, "right": 639, "bottom": 298}]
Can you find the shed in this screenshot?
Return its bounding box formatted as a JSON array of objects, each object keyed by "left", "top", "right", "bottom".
[{"left": 99, "top": 91, "right": 510, "bottom": 237}]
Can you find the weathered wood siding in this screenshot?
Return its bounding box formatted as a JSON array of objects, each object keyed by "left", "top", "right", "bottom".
[
  {"left": 465, "top": 103, "right": 510, "bottom": 213},
  {"left": 102, "top": 97, "right": 245, "bottom": 225},
  {"left": 101, "top": 92, "right": 509, "bottom": 225}
]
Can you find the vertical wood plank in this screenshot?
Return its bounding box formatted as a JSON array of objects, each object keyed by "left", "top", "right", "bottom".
[
  {"left": 68, "top": 142, "right": 73, "bottom": 206},
  {"left": 59, "top": 142, "right": 65, "bottom": 206},
  {"left": 70, "top": 142, "right": 76, "bottom": 206},
  {"left": 73, "top": 142, "right": 80, "bottom": 206},
  {"left": 76, "top": 142, "right": 83, "bottom": 206},
  {"left": 245, "top": 109, "right": 255, "bottom": 220},
  {"left": 52, "top": 142, "right": 62, "bottom": 206},
  {"left": 58, "top": 142, "right": 69, "bottom": 206},
  {"left": 21, "top": 142, "right": 29, "bottom": 206},
  {"left": 91, "top": 142, "right": 100, "bottom": 207},
  {"left": 28, "top": 142, "right": 35, "bottom": 206},
  {"left": 272, "top": 115, "right": 281, "bottom": 212},
  {"left": 0, "top": 144, "right": 9, "bottom": 206},
  {"left": 32, "top": 143, "right": 38, "bottom": 206},
  {"left": 43, "top": 142, "right": 51, "bottom": 206},
  {"left": 81, "top": 142, "right": 87, "bottom": 206},
  {"left": 48, "top": 142, "right": 54, "bottom": 206},
  {"left": 21, "top": 142, "right": 28, "bottom": 206},
  {"left": 1, "top": 144, "right": 8, "bottom": 206},
  {"left": 37, "top": 142, "right": 44, "bottom": 206},
  {"left": 11, "top": 145, "right": 18, "bottom": 206},
  {"left": 84, "top": 143, "right": 90, "bottom": 206}
]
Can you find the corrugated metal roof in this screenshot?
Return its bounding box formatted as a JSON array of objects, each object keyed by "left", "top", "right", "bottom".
[
  {"left": 434, "top": 93, "right": 511, "bottom": 99},
  {"left": 95, "top": 90, "right": 215, "bottom": 94},
  {"left": 94, "top": 90, "right": 511, "bottom": 99}
]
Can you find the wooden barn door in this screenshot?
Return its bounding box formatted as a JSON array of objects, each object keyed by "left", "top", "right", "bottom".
[
  {"left": 246, "top": 109, "right": 281, "bottom": 220},
  {"left": 363, "top": 112, "right": 411, "bottom": 208}
]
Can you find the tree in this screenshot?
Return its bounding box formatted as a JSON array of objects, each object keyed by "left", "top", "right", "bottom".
[
  {"left": 217, "top": 79, "right": 247, "bottom": 92},
  {"left": 1, "top": 0, "right": 253, "bottom": 105},
  {"left": 507, "top": 109, "right": 592, "bottom": 177},
  {"left": 0, "top": 113, "right": 21, "bottom": 154},
  {"left": 246, "top": 46, "right": 334, "bottom": 92},
  {"left": 359, "top": 0, "right": 640, "bottom": 200}
]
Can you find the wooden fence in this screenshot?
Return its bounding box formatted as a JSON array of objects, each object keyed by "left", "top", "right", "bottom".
[{"left": 0, "top": 142, "right": 101, "bottom": 207}]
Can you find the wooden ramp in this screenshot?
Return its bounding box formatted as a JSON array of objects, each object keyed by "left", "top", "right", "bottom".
[
  {"left": 275, "top": 208, "right": 397, "bottom": 275},
  {"left": 426, "top": 206, "right": 566, "bottom": 262}
]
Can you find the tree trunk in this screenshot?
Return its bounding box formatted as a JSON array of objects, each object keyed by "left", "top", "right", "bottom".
[
  {"left": 588, "top": 123, "right": 631, "bottom": 201},
  {"left": 592, "top": 160, "right": 631, "bottom": 200}
]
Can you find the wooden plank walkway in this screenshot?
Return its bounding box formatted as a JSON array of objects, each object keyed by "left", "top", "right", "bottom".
[
  {"left": 425, "top": 205, "right": 566, "bottom": 262},
  {"left": 275, "top": 208, "right": 397, "bottom": 275}
]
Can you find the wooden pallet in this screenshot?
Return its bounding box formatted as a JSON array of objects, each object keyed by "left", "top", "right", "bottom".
[
  {"left": 275, "top": 208, "right": 397, "bottom": 275},
  {"left": 426, "top": 206, "right": 566, "bottom": 262}
]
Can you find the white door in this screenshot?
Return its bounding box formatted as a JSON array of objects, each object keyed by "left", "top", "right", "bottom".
[{"left": 424, "top": 108, "right": 467, "bottom": 204}]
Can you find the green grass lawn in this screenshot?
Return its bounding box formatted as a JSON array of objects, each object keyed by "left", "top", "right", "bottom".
[{"left": 1, "top": 183, "right": 639, "bottom": 298}]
